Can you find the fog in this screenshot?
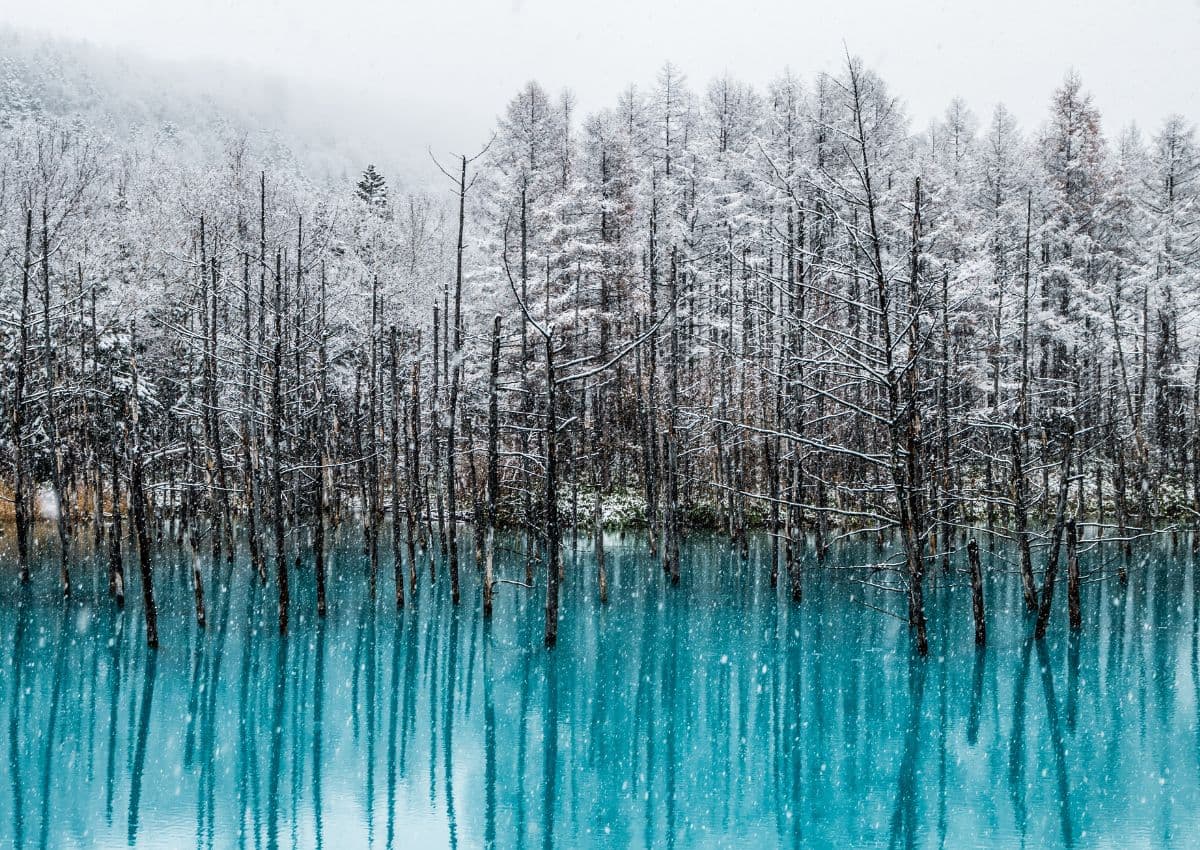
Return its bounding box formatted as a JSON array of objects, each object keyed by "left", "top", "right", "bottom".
[{"left": 5, "top": 0, "right": 1199, "bottom": 187}]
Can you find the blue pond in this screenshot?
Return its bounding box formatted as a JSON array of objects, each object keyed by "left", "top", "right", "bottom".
[{"left": 1, "top": 528, "right": 1198, "bottom": 849}]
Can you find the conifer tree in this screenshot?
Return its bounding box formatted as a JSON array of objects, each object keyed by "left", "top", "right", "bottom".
[{"left": 356, "top": 164, "right": 389, "bottom": 211}]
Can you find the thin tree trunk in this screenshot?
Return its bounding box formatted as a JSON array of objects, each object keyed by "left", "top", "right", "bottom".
[
  {"left": 12, "top": 209, "right": 32, "bottom": 584},
  {"left": 108, "top": 436, "right": 125, "bottom": 607},
  {"left": 41, "top": 211, "right": 71, "bottom": 597},
  {"left": 484, "top": 315, "right": 501, "bottom": 619},
  {"left": 1066, "top": 517, "right": 1081, "bottom": 632},
  {"left": 664, "top": 247, "right": 681, "bottom": 586},
  {"left": 314, "top": 264, "right": 329, "bottom": 617},
  {"left": 389, "top": 326, "right": 405, "bottom": 609},
  {"left": 445, "top": 154, "right": 469, "bottom": 606},
  {"left": 241, "top": 252, "right": 265, "bottom": 583},
  {"left": 1035, "top": 422, "right": 1076, "bottom": 641},
  {"left": 1014, "top": 195, "right": 1037, "bottom": 612},
  {"left": 128, "top": 322, "right": 158, "bottom": 649},
  {"left": 968, "top": 538, "right": 985, "bottom": 647},
  {"left": 544, "top": 334, "right": 560, "bottom": 647},
  {"left": 409, "top": 362, "right": 428, "bottom": 589},
  {"left": 272, "top": 252, "right": 289, "bottom": 634}
]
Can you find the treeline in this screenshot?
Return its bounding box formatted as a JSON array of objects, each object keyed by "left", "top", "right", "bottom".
[{"left": 0, "top": 57, "right": 1197, "bottom": 654}]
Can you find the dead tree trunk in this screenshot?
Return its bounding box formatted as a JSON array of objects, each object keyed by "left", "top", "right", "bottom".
[
  {"left": 128, "top": 322, "right": 158, "bottom": 649},
  {"left": 1011, "top": 426, "right": 1037, "bottom": 613},
  {"left": 644, "top": 195, "right": 661, "bottom": 560},
  {"left": 431, "top": 305, "right": 447, "bottom": 568},
  {"left": 968, "top": 538, "right": 985, "bottom": 647},
  {"left": 207, "top": 250, "right": 233, "bottom": 562},
  {"left": 1014, "top": 192, "right": 1038, "bottom": 612},
  {"left": 272, "top": 252, "right": 289, "bottom": 634},
  {"left": 107, "top": 435, "right": 125, "bottom": 607},
  {"left": 41, "top": 211, "right": 71, "bottom": 597},
  {"left": 444, "top": 153, "right": 471, "bottom": 606},
  {"left": 664, "top": 247, "right": 681, "bottom": 586},
  {"left": 409, "top": 362, "right": 429, "bottom": 588},
  {"left": 544, "top": 334, "right": 560, "bottom": 647},
  {"left": 1035, "top": 420, "right": 1076, "bottom": 641},
  {"left": 1066, "top": 517, "right": 1081, "bottom": 632},
  {"left": 12, "top": 209, "right": 32, "bottom": 584},
  {"left": 241, "top": 252, "right": 265, "bottom": 583},
  {"left": 592, "top": 378, "right": 608, "bottom": 605},
  {"left": 484, "top": 315, "right": 501, "bottom": 619},
  {"left": 314, "top": 264, "right": 329, "bottom": 617},
  {"left": 389, "top": 326, "right": 405, "bottom": 609}
]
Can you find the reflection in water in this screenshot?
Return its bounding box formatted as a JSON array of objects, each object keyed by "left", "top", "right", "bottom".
[
  {"left": 127, "top": 651, "right": 156, "bottom": 848},
  {"left": 9, "top": 589, "right": 28, "bottom": 850},
  {"left": 313, "top": 617, "right": 326, "bottom": 850},
  {"left": 1036, "top": 639, "right": 1073, "bottom": 849},
  {"left": 2, "top": 529, "right": 1200, "bottom": 848},
  {"left": 888, "top": 652, "right": 926, "bottom": 850}
]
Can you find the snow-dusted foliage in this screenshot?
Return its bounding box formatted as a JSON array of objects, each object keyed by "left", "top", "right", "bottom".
[{"left": 1, "top": 48, "right": 1197, "bottom": 593}]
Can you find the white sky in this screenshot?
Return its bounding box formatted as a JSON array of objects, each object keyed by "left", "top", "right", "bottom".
[{"left": 4, "top": 0, "right": 1199, "bottom": 164}]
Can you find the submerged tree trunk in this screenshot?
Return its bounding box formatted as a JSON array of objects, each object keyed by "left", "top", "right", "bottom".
[
  {"left": 314, "top": 264, "right": 330, "bottom": 617},
  {"left": 12, "top": 209, "right": 33, "bottom": 584},
  {"left": 241, "top": 253, "right": 265, "bottom": 584},
  {"left": 1015, "top": 191, "right": 1038, "bottom": 612},
  {"left": 187, "top": 528, "right": 207, "bottom": 629},
  {"left": 41, "top": 212, "right": 71, "bottom": 597},
  {"left": 1035, "top": 421, "right": 1076, "bottom": 641},
  {"left": 544, "top": 334, "right": 560, "bottom": 647},
  {"left": 366, "top": 279, "right": 381, "bottom": 600},
  {"left": 968, "top": 538, "right": 985, "bottom": 647},
  {"left": 1011, "top": 426, "right": 1037, "bottom": 613},
  {"left": 1066, "top": 517, "right": 1081, "bottom": 632},
  {"left": 389, "top": 326, "right": 406, "bottom": 609},
  {"left": 128, "top": 323, "right": 158, "bottom": 649},
  {"left": 664, "top": 248, "right": 681, "bottom": 586},
  {"left": 272, "top": 253, "right": 289, "bottom": 634},
  {"left": 592, "top": 380, "right": 608, "bottom": 605},
  {"left": 108, "top": 436, "right": 125, "bottom": 607},
  {"left": 484, "top": 316, "right": 501, "bottom": 619},
  {"left": 409, "top": 362, "right": 426, "bottom": 590},
  {"left": 445, "top": 154, "right": 470, "bottom": 606},
  {"left": 431, "top": 306, "right": 447, "bottom": 573}
]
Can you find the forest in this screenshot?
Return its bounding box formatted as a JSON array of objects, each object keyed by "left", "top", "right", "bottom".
[{"left": 1, "top": 51, "right": 1197, "bottom": 659}]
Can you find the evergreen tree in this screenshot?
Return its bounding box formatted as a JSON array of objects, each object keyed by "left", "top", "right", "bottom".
[{"left": 356, "top": 163, "right": 389, "bottom": 211}]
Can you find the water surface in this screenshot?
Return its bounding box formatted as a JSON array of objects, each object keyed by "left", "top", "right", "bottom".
[{"left": 1, "top": 529, "right": 1197, "bottom": 849}]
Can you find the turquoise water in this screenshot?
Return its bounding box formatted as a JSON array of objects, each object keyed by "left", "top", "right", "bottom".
[{"left": 1, "top": 529, "right": 1198, "bottom": 849}]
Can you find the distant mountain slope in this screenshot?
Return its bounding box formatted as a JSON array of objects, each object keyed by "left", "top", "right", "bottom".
[{"left": 0, "top": 26, "right": 423, "bottom": 188}]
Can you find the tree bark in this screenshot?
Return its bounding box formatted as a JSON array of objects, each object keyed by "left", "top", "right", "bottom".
[
  {"left": 484, "top": 315, "right": 501, "bottom": 618},
  {"left": 1035, "top": 421, "right": 1076, "bottom": 641},
  {"left": 389, "top": 326, "right": 405, "bottom": 609},
  {"left": 12, "top": 209, "right": 32, "bottom": 584},
  {"left": 1066, "top": 517, "right": 1081, "bottom": 632},
  {"left": 968, "top": 538, "right": 985, "bottom": 647},
  {"left": 272, "top": 252, "right": 289, "bottom": 634},
  {"left": 128, "top": 322, "right": 158, "bottom": 649},
  {"left": 41, "top": 211, "right": 71, "bottom": 597},
  {"left": 544, "top": 334, "right": 560, "bottom": 647}
]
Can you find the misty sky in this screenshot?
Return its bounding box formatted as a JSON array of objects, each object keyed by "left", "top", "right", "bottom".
[{"left": 5, "top": 0, "right": 1199, "bottom": 169}]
